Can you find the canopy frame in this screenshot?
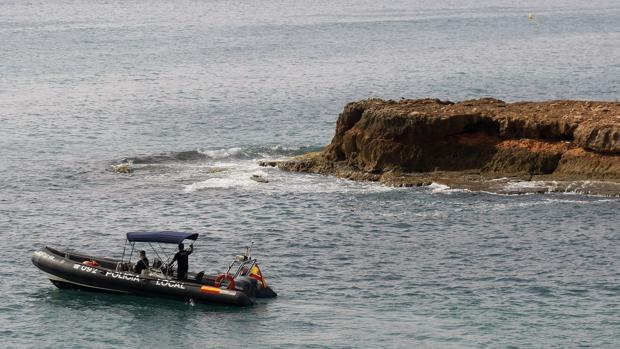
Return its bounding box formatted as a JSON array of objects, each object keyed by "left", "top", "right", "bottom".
[
  {"left": 120, "top": 231, "right": 199, "bottom": 264},
  {"left": 126, "top": 231, "right": 199, "bottom": 244}
]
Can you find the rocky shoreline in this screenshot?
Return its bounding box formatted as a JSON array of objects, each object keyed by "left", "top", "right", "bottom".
[{"left": 262, "top": 98, "right": 620, "bottom": 195}]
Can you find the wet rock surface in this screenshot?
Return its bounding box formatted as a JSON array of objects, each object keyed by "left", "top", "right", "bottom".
[{"left": 274, "top": 98, "right": 620, "bottom": 194}]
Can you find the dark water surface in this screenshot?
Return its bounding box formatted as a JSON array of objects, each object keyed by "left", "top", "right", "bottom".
[{"left": 1, "top": 0, "right": 619, "bottom": 348}]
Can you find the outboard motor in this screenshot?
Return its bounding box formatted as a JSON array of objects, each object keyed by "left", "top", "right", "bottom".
[{"left": 233, "top": 276, "right": 257, "bottom": 299}]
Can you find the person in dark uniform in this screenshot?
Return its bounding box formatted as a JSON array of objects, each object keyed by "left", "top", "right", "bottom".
[
  {"left": 171, "top": 243, "right": 193, "bottom": 280},
  {"left": 134, "top": 250, "right": 149, "bottom": 275}
]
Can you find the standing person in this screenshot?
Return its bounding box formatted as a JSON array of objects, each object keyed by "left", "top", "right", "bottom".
[
  {"left": 134, "top": 250, "right": 149, "bottom": 275},
  {"left": 171, "top": 243, "right": 193, "bottom": 280}
]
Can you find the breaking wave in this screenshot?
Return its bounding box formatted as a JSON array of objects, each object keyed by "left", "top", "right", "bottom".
[
  {"left": 182, "top": 163, "right": 397, "bottom": 194},
  {"left": 425, "top": 180, "right": 620, "bottom": 197},
  {"left": 501, "top": 180, "right": 620, "bottom": 197},
  {"left": 116, "top": 145, "right": 322, "bottom": 165}
]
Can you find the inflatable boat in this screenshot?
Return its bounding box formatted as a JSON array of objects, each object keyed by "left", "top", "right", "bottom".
[{"left": 32, "top": 231, "right": 277, "bottom": 306}]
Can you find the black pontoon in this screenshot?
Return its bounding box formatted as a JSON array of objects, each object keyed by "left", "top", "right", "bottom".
[{"left": 31, "top": 231, "right": 276, "bottom": 306}]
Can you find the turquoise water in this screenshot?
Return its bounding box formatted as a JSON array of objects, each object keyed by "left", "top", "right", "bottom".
[{"left": 1, "top": 0, "right": 619, "bottom": 348}]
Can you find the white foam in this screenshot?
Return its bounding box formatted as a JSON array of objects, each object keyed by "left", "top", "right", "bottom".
[
  {"left": 500, "top": 180, "right": 620, "bottom": 197},
  {"left": 488, "top": 177, "right": 510, "bottom": 182},
  {"left": 427, "top": 182, "right": 449, "bottom": 190},
  {"left": 427, "top": 182, "right": 450, "bottom": 193},
  {"left": 183, "top": 161, "right": 264, "bottom": 191},
  {"left": 502, "top": 181, "right": 557, "bottom": 192},
  {"left": 426, "top": 182, "right": 474, "bottom": 195},
  {"left": 197, "top": 147, "right": 244, "bottom": 159},
  {"left": 182, "top": 158, "right": 396, "bottom": 194},
  {"left": 183, "top": 177, "right": 257, "bottom": 191}
]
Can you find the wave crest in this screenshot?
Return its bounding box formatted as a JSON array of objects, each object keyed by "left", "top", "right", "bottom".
[{"left": 116, "top": 145, "right": 322, "bottom": 165}]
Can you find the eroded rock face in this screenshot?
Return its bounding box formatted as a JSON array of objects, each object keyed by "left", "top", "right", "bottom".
[{"left": 278, "top": 98, "right": 620, "bottom": 185}]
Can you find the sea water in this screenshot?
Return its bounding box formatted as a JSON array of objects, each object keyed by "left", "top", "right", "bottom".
[{"left": 1, "top": 0, "right": 619, "bottom": 348}]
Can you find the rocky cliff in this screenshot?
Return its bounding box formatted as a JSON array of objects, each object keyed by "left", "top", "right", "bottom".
[{"left": 271, "top": 98, "right": 620, "bottom": 193}]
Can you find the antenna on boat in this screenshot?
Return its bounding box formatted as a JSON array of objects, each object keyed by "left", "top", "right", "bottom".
[{"left": 246, "top": 241, "right": 254, "bottom": 259}]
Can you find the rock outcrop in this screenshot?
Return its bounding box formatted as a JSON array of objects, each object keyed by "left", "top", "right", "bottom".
[{"left": 273, "top": 98, "right": 620, "bottom": 192}]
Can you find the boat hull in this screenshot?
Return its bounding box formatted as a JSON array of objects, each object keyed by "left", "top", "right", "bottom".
[{"left": 32, "top": 247, "right": 255, "bottom": 306}]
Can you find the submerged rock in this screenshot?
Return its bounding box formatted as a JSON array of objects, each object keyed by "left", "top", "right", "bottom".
[
  {"left": 112, "top": 161, "right": 134, "bottom": 174},
  {"left": 258, "top": 160, "right": 279, "bottom": 167},
  {"left": 250, "top": 174, "right": 269, "bottom": 183},
  {"left": 278, "top": 98, "right": 620, "bottom": 193}
]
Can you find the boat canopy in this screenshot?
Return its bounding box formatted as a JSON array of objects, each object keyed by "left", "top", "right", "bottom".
[{"left": 126, "top": 231, "right": 199, "bottom": 244}]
